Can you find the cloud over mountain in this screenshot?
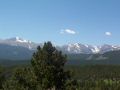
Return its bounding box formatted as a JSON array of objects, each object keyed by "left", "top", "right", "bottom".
[
  {"left": 105, "top": 32, "right": 112, "bottom": 36},
  {"left": 60, "top": 29, "right": 76, "bottom": 35}
]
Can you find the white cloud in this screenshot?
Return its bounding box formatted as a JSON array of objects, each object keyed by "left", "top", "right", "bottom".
[
  {"left": 105, "top": 32, "right": 112, "bottom": 36},
  {"left": 60, "top": 29, "right": 76, "bottom": 35}
]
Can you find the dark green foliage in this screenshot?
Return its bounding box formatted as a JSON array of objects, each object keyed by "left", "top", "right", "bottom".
[
  {"left": 3, "top": 67, "right": 37, "bottom": 90},
  {"left": 3, "top": 42, "right": 74, "bottom": 90},
  {"left": 65, "top": 79, "right": 78, "bottom": 90},
  {"left": 2, "top": 42, "right": 120, "bottom": 89},
  {"left": 31, "top": 42, "right": 71, "bottom": 89},
  {"left": 66, "top": 65, "right": 120, "bottom": 90},
  {"left": 2, "top": 64, "right": 120, "bottom": 89},
  {"left": 0, "top": 67, "right": 5, "bottom": 89}
]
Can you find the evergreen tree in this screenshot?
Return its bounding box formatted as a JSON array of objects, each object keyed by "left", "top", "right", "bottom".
[
  {"left": 3, "top": 42, "right": 76, "bottom": 90},
  {"left": 3, "top": 67, "right": 37, "bottom": 90},
  {"left": 31, "top": 41, "right": 71, "bottom": 90}
]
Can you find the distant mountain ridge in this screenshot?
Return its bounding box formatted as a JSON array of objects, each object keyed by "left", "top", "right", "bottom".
[
  {"left": 0, "top": 37, "right": 120, "bottom": 60},
  {"left": 0, "top": 37, "right": 39, "bottom": 50},
  {"left": 59, "top": 43, "right": 120, "bottom": 54}
]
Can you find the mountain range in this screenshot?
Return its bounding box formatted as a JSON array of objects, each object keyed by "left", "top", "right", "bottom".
[{"left": 0, "top": 37, "right": 120, "bottom": 60}]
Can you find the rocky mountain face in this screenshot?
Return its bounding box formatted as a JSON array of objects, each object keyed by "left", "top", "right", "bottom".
[
  {"left": 0, "top": 37, "right": 38, "bottom": 60},
  {"left": 0, "top": 37, "right": 120, "bottom": 60},
  {"left": 0, "top": 37, "right": 39, "bottom": 50},
  {"left": 59, "top": 43, "right": 120, "bottom": 54}
]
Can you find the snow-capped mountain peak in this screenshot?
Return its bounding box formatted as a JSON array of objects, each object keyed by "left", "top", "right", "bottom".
[
  {"left": 7, "top": 37, "right": 31, "bottom": 43},
  {"left": 91, "top": 46, "right": 100, "bottom": 53},
  {"left": 60, "top": 43, "right": 120, "bottom": 54},
  {"left": 0, "top": 37, "right": 39, "bottom": 50},
  {"left": 0, "top": 37, "right": 120, "bottom": 54}
]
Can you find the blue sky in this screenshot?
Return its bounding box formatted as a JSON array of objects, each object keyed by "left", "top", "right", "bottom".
[{"left": 0, "top": 0, "right": 120, "bottom": 45}]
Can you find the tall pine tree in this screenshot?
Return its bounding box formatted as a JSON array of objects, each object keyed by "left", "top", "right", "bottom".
[{"left": 31, "top": 42, "right": 71, "bottom": 90}]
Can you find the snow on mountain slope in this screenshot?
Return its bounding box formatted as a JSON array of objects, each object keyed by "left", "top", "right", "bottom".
[
  {"left": 60, "top": 43, "right": 120, "bottom": 54},
  {"left": 0, "top": 37, "right": 120, "bottom": 54},
  {"left": 61, "top": 43, "right": 93, "bottom": 54},
  {"left": 7, "top": 37, "right": 30, "bottom": 43},
  {"left": 0, "top": 37, "right": 39, "bottom": 50}
]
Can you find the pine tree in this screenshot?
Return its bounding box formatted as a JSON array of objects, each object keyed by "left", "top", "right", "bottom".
[
  {"left": 3, "top": 42, "right": 76, "bottom": 90},
  {"left": 31, "top": 41, "right": 71, "bottom": 90}
]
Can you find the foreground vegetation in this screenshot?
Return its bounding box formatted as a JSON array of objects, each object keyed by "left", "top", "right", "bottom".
[
  {"left": 0, "top": 42, "right": 120, "bottom": 90},
  {"left": 0, "top": 65, "right": 120, "bottom": 90},
  {"left": 66, "top": 65, "right": 120, "bottom": 90},
  {"left": 0, "top": 42, "right": 77, "bottom": 90}
]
